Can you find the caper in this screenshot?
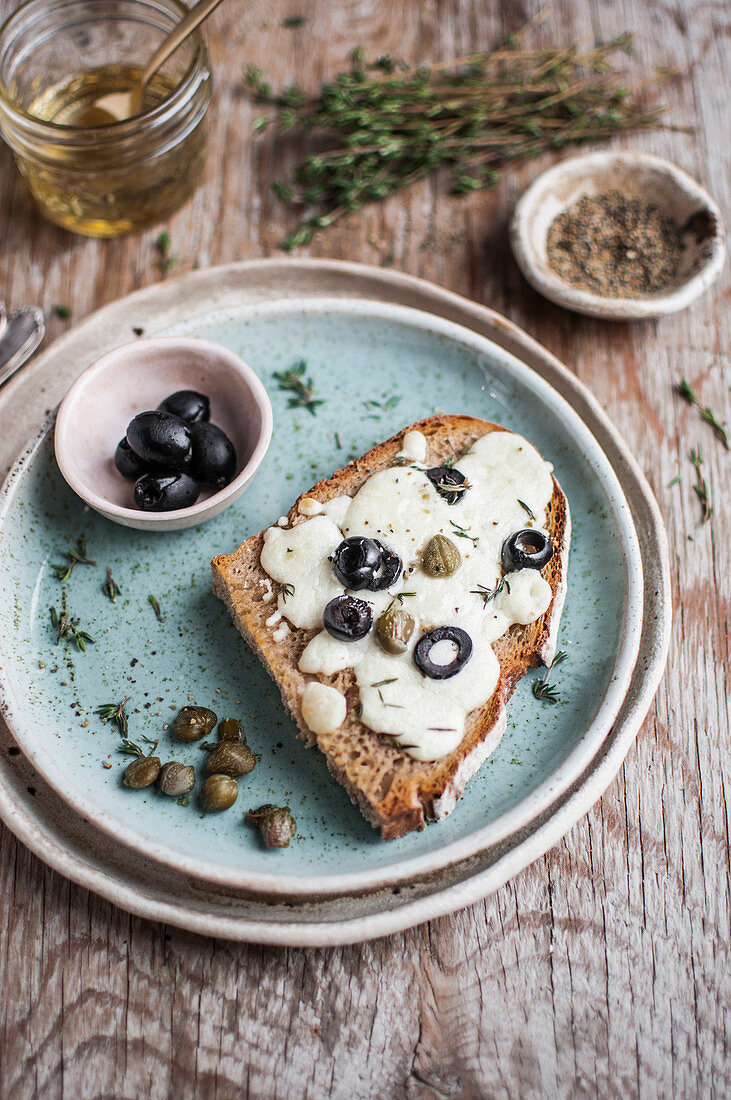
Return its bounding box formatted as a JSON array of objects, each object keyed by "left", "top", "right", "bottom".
[
  {"left": 218, "top": 717, "right": 246, "bottom": 743},
  {"left": 245, "top": 804, "right": 297, "bottom": 849},
  {"left": 421, "top": 534, "right": 461, "bottom": 578},
  {"left": 376, "top": 607, "right": 415, "bottom": 654},
  {"left": 205, "top": 742, "right": 257, "bottom": 778},
  {"left": 200, "top": 773, "right": 238, "bottom": 811},
  {"left": 172, "top": 705, "right": 217, "bottom": 742},
  {"left": 158, "top": 761, "right": 195, "bottom": 796},
  {"left": 123, "top": 754, "right": 161, "bottom": 789}
]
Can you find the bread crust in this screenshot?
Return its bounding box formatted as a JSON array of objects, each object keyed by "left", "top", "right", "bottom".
[{"left": 211, "top": 415, "right": 570, "bottom": 839}]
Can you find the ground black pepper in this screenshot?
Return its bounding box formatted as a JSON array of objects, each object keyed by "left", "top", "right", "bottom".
[{"left": 546, "top": 190, "right": 683, "bottom": 297}]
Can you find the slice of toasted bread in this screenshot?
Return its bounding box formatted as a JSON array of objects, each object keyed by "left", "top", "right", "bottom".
[{"left": 211, "top": 415, "right": 570, "bottom": 839}]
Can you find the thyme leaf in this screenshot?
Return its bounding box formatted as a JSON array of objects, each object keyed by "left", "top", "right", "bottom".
[
  {"left": 118, "top": 735, "right": 158, "bottom": 757},
  {"left": 385, "top": 591, "right": 416, "bottom": 614},
  {"left": 444, "top": 441, "right": 473, "bottom": 467},
  {"left": 280, "top": 582, "right": 295, "bottom": 602},
  {"left": 689, "top": 446, "right": 712, "bottom": 521},
  {"left": 155, "top": 230, "right": 177, "bottom": 273},
  {"left": 51, "top": 537, "right": 96, "bottom": 582},
  {"left": 50, "top": 605, "right": 95, "bottom": 651},
  {"left": 471, "top": 579, "right": 507, "bottom": 606},
  {"left": 273, "top": 360, "right": 324, "bottom": 415},
  {"left": 517, "top": 499, "right": 536, "bottom": 521},
  {"left": 362, "top": 394, "right": 401, "bottom": 418},
  {"left": 532, "top": 679, "right": 561, "bottom": 703},
  {"left": 678, "top": 378, "right": 728, "bottom": 450},
  {"left": 148, "top": 594, "right": 165, "bottom": 622},
  {"left": 95, "top": 698, "right": 131, "bottom": 737},
  {"left": 52, "top": 305, "right": 72, "bottom": 320},
  {"left": 532, "top": 650, "right": 568, "bottom": 703},
  {"left": 377, "top": 687, "right": 403, "bottom": 707},
  {"left": 449, "top": 519, "right": 479, "bottom": 545},
  {"left": 104, "top": 567, "right": 121, "bottom": 603}
]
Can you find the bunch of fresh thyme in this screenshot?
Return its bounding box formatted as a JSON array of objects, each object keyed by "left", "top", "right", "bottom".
[{"left": 247, "top": 34, "right": 669, "bottom": 249}]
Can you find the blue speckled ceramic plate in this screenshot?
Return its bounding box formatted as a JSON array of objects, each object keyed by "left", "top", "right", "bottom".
[{"left": 0, "top": 300, "right": 642, "bottom": 897}]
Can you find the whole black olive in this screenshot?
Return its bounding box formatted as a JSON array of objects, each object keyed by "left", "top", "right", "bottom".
[
  {"left": 114, "top": 437, "right": 149, "bottom": 480},
  {"left": 190, "top": 422, "right": 237, "bottom": 489},
  {"left": 425, "top": 466, "right": 469, "bottom": 505},
  {"left": 323, "top": 594, "right": 373, "bottom": 641},
  {"left": 501, "top": 529, "right": 553, "bottom": 572},
  {"left": 414, "top": 625, "right": 472, "bottom": 679},
  {"left": 157, "top": 389, "right": 210, "bottom": 424},
  {"left": 126, "top": 410, "right": 192, "bottom": 470},
  {"left": 133, "top": 472, "right": 200, "bottom": 511},
  {"left": 331, "top": 537, "right": 383, "bottom": 590}
]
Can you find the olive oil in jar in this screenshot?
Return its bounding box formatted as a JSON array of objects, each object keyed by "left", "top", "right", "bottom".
[{"left": 19, "top": 65, "right": 210, "bottom": 237}]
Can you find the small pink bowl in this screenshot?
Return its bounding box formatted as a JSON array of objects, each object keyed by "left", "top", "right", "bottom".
[{"left": 54, "top": 337, "right": 273, "bottom": 531}]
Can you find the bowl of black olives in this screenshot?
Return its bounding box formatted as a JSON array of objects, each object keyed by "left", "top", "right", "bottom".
[{"left": 54, "top": 337, "right": 273, "bottom": 530}]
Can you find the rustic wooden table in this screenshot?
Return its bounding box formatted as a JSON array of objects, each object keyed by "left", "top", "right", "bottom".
[{"left": 0, "top": 0, "right": 728, "bottom": 1096}]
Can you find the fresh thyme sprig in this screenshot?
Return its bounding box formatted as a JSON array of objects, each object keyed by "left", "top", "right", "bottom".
[
  {"left": 444, "top": 441, "right": 473, "bottom": 467},
  {"left": 273, "top": 360, "right": 324, "bottom": 414},
  {"left": 51, "top": 538, "right": 96, "bottom": 582},
  {"left": 362, "top": 394, "right": 401, "bottom": 418},
  {"left": 96, "top": 698, "right": 131, "bottom": 738},
  {"left": 678, "top": 379, "right": 728, "bottom": 450},
  {"left": 50, "top": 606, "right": 95, "bottom": 651},
  {"left": 385, "top": 591, "right": 416, "bottom": 614},
  {"left": 472, "top": 578, "right": 507, "bottom": 606},
  {"left": 104, "top": 567, "right": 121, "bottom": 603},
  {"left": 689, "top": 446, "right": 712, "bottom": 521},
  {"left": 248, "top": 35, "right": 670, "bottom": 250},
  {"left": 532, "top": 650, "right": 568, "bottom": 703},
  {"left": 119, "top": 735, "right": 158, "bottom": 757},
  {"left": 449, "top": 520, "right": 479, "bottom": 545},
  {"left": 532, "top": 679, "right": 561, "bottom": 702},
  {"left": 280, "top": 582, "right": 296, "bottom": 602}
]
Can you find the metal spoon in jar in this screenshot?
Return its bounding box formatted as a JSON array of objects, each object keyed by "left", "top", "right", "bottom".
[{"left": 76, "top": 0, "right": 225, "bottom": 126}]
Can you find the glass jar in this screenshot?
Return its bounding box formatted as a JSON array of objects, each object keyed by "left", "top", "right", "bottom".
[{"left": 0, "top": 0, "right": 212, "bottom": 237}]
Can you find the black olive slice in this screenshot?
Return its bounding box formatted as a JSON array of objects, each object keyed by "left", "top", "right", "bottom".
[
  {"left": 501, "top": 529, "right": 553, "bottom": 572},
  {"left": 414, "top": 626, "right": 472, "bottom": 680},
  {"left": 323, "top": 594, "right": 374, "bottom": 641},
  {"left": 331, "top": 537, "right": 402, "bottom": 591},
  {"left": 368, "top": 540, "right": 403, "bottom": 590},
  {"left": 425, "top": 466, "right": 468, "bottom": 505}
]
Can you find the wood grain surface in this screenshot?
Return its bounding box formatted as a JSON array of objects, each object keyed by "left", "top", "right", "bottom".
[{"left": 0, "top": 0, "right": 728, "bottom": 1096}]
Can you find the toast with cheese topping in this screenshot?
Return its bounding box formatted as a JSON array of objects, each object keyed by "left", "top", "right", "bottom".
[{"left": 211, "top": 415, "right": 570, "bottom": 839}]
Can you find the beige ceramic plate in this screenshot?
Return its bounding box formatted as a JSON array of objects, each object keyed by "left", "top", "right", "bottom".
[{"left": 0, "top": 260, "right": 671, "bottom": 945}]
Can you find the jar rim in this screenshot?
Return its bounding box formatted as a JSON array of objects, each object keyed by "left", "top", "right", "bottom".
[{"left": 0, "top": 0, "right": 210, "bottom": 139}]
